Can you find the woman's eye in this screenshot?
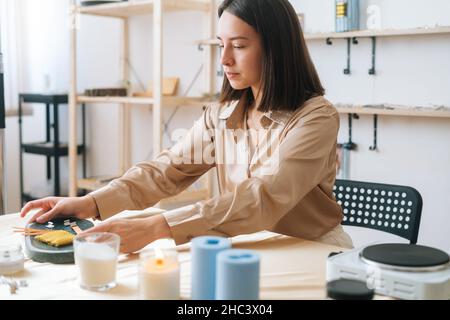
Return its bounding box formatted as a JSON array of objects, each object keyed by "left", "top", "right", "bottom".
[{"left": 218, "top": 44, "right": 245, "bottom": 49}]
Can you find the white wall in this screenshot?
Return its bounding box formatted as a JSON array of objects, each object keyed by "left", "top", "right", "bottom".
[
  {"left": 291, "top": 0, "right": 450, "bottom": 250},
  {"left": 6, "top": 0, "right": 450, "bottom": 251},
  {"left": 4, "top": 0, "right": 73, "bottom": 212}
]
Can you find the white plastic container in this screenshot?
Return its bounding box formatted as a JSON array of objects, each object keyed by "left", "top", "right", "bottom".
[{"left": 0, "top": 243, "right": 25, "bottom": 275}]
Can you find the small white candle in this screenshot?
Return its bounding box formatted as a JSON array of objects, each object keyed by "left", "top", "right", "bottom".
[{"left": 139, "top": 247, "right": 180, "bottom": 300}]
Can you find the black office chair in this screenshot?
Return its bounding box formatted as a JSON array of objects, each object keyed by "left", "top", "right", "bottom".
[{"left": 333, "top": 179, "right": 423, "bottom": 244}]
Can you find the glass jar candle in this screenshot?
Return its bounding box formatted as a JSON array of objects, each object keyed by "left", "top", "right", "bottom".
[
  {"left": 73, "top": 233, "right": 120, "bottom": 292},
  {"left": 139, "top": 247, "right": 180, "bottom": 300}
]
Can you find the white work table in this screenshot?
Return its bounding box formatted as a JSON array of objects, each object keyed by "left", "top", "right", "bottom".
[{"left": 1, "top": 210, "right": 348, "bottom": 300}]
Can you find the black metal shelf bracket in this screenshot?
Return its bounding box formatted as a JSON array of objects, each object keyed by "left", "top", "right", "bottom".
[
  {"left": 325, "top": 36, "right": 376, "bottom": 76},
  {"left": 343, "top": 113, "right": 359, "bottom": 150},
  {"left": 369, "top": 36, "right": 377, "bottom": 75},
  {"left": 369, "top": 114, "right": 378, "bottom": 151},
  {"left": 342, "top": 38, "right": 359, "bottom": 75},
  {"left": 326, "top": 37, "right": 357, "bottom": 75},
  {"left": 343, "top": 38, "right": 351, "bottom": 75}
]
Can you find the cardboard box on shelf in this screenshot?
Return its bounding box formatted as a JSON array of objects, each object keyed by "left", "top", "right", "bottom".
[{"left": 133, "top": 78, "right": 179, "bottom": 98}]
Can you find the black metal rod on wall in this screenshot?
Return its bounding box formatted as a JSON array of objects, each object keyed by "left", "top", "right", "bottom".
[
  {"left": 0, "top": 60, "right": 4, "bottom": 130},
  {"left": 0, "top": 31, "right": 6, "bottom": 215},
  {"left": 344, "top": 38, "right": 351, "bottom": 75},
  {"left": 369, "top": 36, "right": 377, "bottom": 75},
  {"left": 326, "top": 37, "right": 353, "bottom": 75},
  {"left": 344, "top": 113, "right": 358, "bottom": 150},
  {"left": 369, "top": 114, "right": 378, "bottom": 151}
]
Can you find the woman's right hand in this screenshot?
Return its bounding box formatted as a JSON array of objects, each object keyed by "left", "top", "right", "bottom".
[{"left": 19, "top": 195, "right": 100, "bottom": 224}]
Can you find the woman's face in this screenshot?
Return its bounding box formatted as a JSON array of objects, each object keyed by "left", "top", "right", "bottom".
[{"left": 218, "top": 11, "right": 263, "bottom": 92}]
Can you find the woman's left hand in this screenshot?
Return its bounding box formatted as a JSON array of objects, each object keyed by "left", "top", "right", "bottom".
[{"left": 80, "top": 214, "right": 172, "bottom": 254}]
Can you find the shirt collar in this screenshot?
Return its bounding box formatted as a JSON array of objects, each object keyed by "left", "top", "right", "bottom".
[{"left": 219, "top": 98, "right": 294, "bottom": 130}]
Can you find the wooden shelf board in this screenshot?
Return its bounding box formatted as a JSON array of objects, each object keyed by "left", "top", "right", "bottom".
[
  {"left": 77, "top": 95, "right": 214, "bottom": 107},
  {"left": 164, "top": 96, "right": 214, "bottom": 107},
  {"left": 305, "top": 26, "right": 450, "bottom": 40},
  {"left": 336, "top": 105, "right": 450, "bottom": 119},
  {"left": 6, "top": 106, "right": 34, "bottom": 117},
  {"left": 197, "top": 26, "right": 450, "bottom": 47},
  {"left": 77, "top": 95, "right": 155, "bottom": 105},
  {"left": 77, "top": 96, "right": 450, "bottom": 118},
  {"left": 77, "top": 176, "right": 120, "bottom": 191},
  {"left": 195, "top": 38, "right": 219, "bottom": 46},
  {"left": 77, "top": 0, "right": 211, "bottom": 18}
]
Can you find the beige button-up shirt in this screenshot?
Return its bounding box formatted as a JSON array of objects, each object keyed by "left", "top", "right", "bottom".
[{"left": 91, "top": 95, "right": 343, "bottom": 245}]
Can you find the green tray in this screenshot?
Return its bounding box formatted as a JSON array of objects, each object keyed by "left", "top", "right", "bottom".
[{"left": 24, "top": 218, "right": 94, "bottom": 264}]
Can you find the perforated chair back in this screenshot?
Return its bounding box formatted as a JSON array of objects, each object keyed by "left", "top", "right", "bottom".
[{"left": 333, "top": 179, "right": 423, "bottom": 244}]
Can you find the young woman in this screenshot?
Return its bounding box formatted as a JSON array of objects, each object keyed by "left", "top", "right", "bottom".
[{"left": 20, "top": 0, "right": 353, "bottom": 253}]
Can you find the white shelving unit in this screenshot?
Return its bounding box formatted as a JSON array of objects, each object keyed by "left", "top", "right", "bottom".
[{"left": 69, "top": 0, "right": 217, "bottom": 206}]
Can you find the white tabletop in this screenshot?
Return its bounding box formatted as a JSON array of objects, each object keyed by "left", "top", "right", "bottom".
[{"left": 0, "top": 210, "right": 347, "bottom": 300}]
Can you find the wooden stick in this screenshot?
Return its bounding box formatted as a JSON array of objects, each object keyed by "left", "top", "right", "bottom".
[
  {"left": 13, "top": 230, "right": 49, "bottom": 235},
  {"left": 13, "top": 227, "right": 52, "bottom": 235},
  {"left": 13, "top": 227, "right": 48, "bottom": 231},
  {"left": 15, "top": 233, "right": 46, "bottom": 237},
  {"left": 14, "top": 232, "right": 45, "bottom": 236}
]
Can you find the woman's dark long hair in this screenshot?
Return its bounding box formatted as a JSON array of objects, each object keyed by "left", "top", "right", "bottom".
[{"left": 218, "top": 0, "right": 325, "bottom": 112}]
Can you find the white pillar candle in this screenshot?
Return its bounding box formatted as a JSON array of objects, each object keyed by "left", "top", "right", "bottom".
[{"left": 139, "top": 247, "right": 180, "bottom": 300}]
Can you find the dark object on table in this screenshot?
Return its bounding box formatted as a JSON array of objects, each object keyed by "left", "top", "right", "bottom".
[
  {"left": 328, "top": 251, "right": 343, "bottom": 258},
  {"left": 80, "top": 0, "right": 128, "bottom": 6},
  {"left": 327, "top": 279, "right": 374, "bottom": 300},
  {"left": 24, "top": 218, "right": 94, "bottom": 264},
  {"left": 0, "top": 31, "right": 7, "bottom": 215},
  {"left": 361, "top": 243, "right": 449, "bottom": 269},
  {"left": 84, "top": 88, "right": 127, "bottom": 97}
]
